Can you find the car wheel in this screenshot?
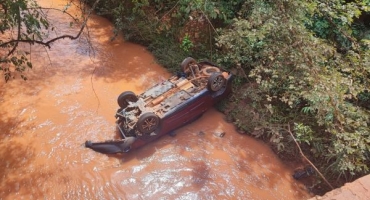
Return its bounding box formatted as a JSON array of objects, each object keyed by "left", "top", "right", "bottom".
[
  {"left": 207, "top": 72, "right": 226, "bottom": 92},
  {"left": 181, "top": 57, "right": 197, "bottom": 73},
  {"left": 117, "top": 91, "right": 138, "bottom": 108},
  {"left": 137, "top": 112, "right": 160, "bottom": 134}
]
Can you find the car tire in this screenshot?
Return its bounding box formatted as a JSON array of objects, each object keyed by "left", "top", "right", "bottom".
[
  {"left": 117, "top": 91, "right": 138, "bottom": 108},
  {"left": 137, "top": 112, "right": 160, "bottom": 134},
  {"left": 201, "top": 66, "right": 221, "bottom": 76},
  {"left": 181, "top": 57, "right": 197, "bottom": 73},
  {"left": 207, "top": 72, "right": 226, "bottom": 92}
]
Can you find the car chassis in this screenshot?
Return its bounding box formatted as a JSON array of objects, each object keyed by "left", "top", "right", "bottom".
[{"left": 85, "top": 57, "right": 233, "bottom": 154}]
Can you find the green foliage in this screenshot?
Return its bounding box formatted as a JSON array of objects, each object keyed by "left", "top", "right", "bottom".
[
  {"left": 147, "top": 36, "right": 188, "bottom": 73},
  {"left": 294, "top": 123, "right": 314, "bottom": 145},
  {"left": 180, "top": 34, "right": 193, "bottom": 53},
  {"left": 0, "top": 0, "right": 50, "bottom": 81},
  {"left": 83, "top": 0, "right": 127, "bottom": 39},
  {"left": 305, "top": 0, "right": 370, "bottom": 51},
  {"left": 151, "top": 0, "right": 244, "bottom": 24},
  {"left": 84, "top": 0, "right": 248, "bottom": 70},
  {"left": 85, "top": 0, "right": 249, "bottom": 52},
  {"left": 216, "top": 0, "right": 370, "bottom": 180},
  {"left": 357, "top": 91, "right": 370, "bottom": 109}
]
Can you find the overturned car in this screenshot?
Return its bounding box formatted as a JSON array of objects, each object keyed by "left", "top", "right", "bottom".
[{"left": 85, "top": 57, "right": 233, "bottom": 154}]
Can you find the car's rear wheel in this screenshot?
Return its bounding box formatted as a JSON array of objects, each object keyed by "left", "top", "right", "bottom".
[
  {"left": 137, "top": 112, "right": 160, "bottom": 134},
  {"left": 207, "top": 72, "right": 226, "bottom": 92},
  {"left": 117, "top": 91, "right": 138, "bottom": 108},
  {"left": 181, "top": 57, "right": 197, "bottom": 73}
]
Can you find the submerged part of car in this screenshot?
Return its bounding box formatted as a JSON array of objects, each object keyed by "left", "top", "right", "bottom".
[
  {"left": 85, "top": 137, "right": 136, "bottom": 154},
  {"left": 85, "top": 57, "right": 233, "bottom": 154}
]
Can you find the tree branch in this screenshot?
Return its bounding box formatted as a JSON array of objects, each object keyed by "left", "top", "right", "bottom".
[
  {"left": 36, "top": 7, "right": 79, "bottom": 23},
  {"left": 285, "top": 123, "right": 334, "bottom": 190},
  {"left": 1, "top": 0, "right": 101, "bottom": 50},
  {"left": 7, "top": 3, "right": 21, "bottom": 56},
  {"left": 160, "top": 0, "right": 180, "bottom": 21}
]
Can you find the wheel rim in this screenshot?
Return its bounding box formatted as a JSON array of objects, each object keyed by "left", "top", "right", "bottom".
[
  {"left": 141, "top": 117, "right": 158, "bottom": 132},
  {"left": 212, "top": 76, "right": 225, "bottom": 91}
]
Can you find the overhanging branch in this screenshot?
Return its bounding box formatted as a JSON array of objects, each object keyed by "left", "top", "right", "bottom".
[
  {"left": 285, "top": 124, "right": 334, "bottom": 190},
  {"left": 1, "top": 0, "right": 101, "bottom": 51}
]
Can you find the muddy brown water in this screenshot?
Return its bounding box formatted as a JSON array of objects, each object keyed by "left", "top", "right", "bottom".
[{"left": 0, "top": 0, "right": 312, "bottom": 199}]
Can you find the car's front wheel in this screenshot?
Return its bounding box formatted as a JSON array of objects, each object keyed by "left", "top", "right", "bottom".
[
  {"left": 207, "top": 72, "right": 226, "bottom": 92},
  {"left": 117, "top": 91, "right": 138, "bottom": 108},
  {"left": 137, "top": 112, "right": 160, "bottom": 134}
]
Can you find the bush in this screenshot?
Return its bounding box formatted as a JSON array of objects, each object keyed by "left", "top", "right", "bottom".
[{"left": 216, "top": 0, "right": 370, "bottom": 181}]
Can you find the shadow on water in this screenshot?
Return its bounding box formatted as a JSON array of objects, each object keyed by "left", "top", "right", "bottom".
[
  {"left": 0, "top": 140, "right": 58, "bottom": 199},
  {"left": 0, "top": 106, "right": 53, "bottom": 198},
  {"left": 78, "top": 17, "right": 171, "bottom": 85},
  {"left": 107, "top": 133, "right": 166, "bottom": 162},
  {"left": 0, "top": 115, "right": 26, "bottom": 141},
  {"left": 233, "top": 138, "right": 310, "bottom": 199},
  {"left": 190, "top": 159, "right": 210, "bottom": 189}
]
